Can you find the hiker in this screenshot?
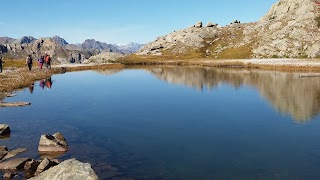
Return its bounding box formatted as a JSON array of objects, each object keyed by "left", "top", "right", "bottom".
[
  {"left": 69, "top": 54, "right": 75, "bottom": 63},
  {"left": 77, "top": 53, "right": 81, "bottom": 64},
  {"left": 44, "top": 52, "right": 51, "bottom": 69},
  {"left": 0, "top": 57, "right": 4, "bottom": 73},
  {"left": 38, "top": 56, "right": 44, "bottom": 69},
  {"left": 26, "top": 54, "right": 33, "bottom": 71}
]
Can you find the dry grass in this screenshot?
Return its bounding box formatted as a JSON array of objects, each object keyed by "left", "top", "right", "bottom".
[
  {"left": 0, "top": 63, "right": 124, "bottom": 93},
  {"left": 2, "top": 59, "right": 26, "bottom": 68}
]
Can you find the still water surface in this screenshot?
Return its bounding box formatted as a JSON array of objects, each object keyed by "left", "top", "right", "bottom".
[{"left": 1, "top": 67, "right": 320, "bottom": 179}]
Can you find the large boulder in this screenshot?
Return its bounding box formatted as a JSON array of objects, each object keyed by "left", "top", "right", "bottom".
[
  {"left": 29, "top": 159, "right": 98, "bottom": 180},
  {"left": 88, "top": 52, "right": 124, "bottom": 64},
  {"left": 0, "top": 124, "right": 10, "bottom": 136},
  {"left": 194, "top": 21, "right": 203, "bottom": 28},
  {"left": 206, "top": 22, "right": 218, "bottom": 27},
  {"left": 38, "top": 132, "right": 68, "bottom": 152}
]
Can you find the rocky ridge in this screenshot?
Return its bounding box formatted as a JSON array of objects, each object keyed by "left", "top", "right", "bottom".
[
  {"left": 0, "top": 36, "right": 144, "bottom": 64},
  {"left": 137, "top": 0, "right": 320, "bottom": 59}
]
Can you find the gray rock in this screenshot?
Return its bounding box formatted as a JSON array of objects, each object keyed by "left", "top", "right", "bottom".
[
  {"left": 38, "top": 132, "right": 68, "bottom": 152},
  {"left": 24, "top": 159, "right": 41, "bottom": 172},
  {"left": 3, "top": 172, "right": 15, "bottom": 179},
  {"left": 0, "top": 146, "right": 8, "bottom": 160},
  {"left": 194, "top": 21, "right": 203, "bottom": 28},
  {"left": 0, "top": 158, "right": 30, "bottom": 170},
  {"left": 2, "top": 148, "right": 27, "bottom": 161},
  {"left": 0, "top": 124, "right": 10, "bottom": 136},
  {"left": 29, "top": 159, "right": 98, "bottom": 180},
  {"left": 206, "top": 22, "right": 217, "bottom": 27},
  {"left": 34, "top": 158, "right": 57, "bottom": 176},
  {"left": 0, "top": 102, "right": 31, "bottom": 107}
]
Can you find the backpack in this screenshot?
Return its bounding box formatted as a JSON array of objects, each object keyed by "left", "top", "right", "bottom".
[
  {"left": 45, "top": 55, "right": 51, "bottom": 62},
  {"left": 38, "top": 57, "right": 44, "bottom": 63},
  {"left": 27, "top": 56, "right": 32, "bottom": 64}
]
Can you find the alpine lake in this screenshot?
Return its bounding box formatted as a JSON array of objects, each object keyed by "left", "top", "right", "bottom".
[{"left": 1, "top": 66, "right": 320, "bottom": 180}]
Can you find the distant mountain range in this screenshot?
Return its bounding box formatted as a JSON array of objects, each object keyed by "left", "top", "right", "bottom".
[{"left": 0, "top": 35, "right": 145, "bottom": 63}]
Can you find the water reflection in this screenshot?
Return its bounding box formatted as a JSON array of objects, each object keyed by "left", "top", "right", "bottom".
[
  {"left": 148, "top": 66, "right": 320, "bottom": 122},
  {"left": 39, "top": 77, "right": 53, "bottom": 90}
]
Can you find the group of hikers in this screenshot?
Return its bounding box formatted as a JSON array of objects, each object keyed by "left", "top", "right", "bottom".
[
  {"left": 26, "top": 52, "right": 52, "bottom": 71},
  {"left": 70, "top": 53, "right": 82, "bottom": 64},
  {"left": 0, "top": 52, "right": 82, "bottom": 73}
]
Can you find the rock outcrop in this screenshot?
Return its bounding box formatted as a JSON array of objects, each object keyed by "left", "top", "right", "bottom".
[
  {"left": 136, "top": 0, "right": 320, "bottom": 59},
  {"left": 29, "top": 159, "right": 98, "bottom": 180},
  {"left": 0, "top": 124, "right": 10, "bottom": 136},
  {"left": 88, "top": 52, "right": 124, "bottom": 64},
  {"left": 38, "top": 132, "right": 68, "bottom": 152},
  {"left": 137, "top": 22, "right": 220, "bottom": 56},
  {"left": 252, "top": 0, "right": 320, "bottom": 58},
  {"left": 52, "top": 36, "right": 69, "bottom": 46}
]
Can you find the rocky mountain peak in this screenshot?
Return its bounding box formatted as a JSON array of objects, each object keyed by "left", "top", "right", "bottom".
[
  {"left": 13, "top": 36, "right": 36, "bottom": 45},
  {"left": 52, "top": 35, "right": 68, "bottom": 46}
]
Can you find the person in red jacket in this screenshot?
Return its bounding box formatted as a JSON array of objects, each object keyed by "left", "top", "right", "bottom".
[{"left": 44, "top": 52, "right": 52, "bottom": 69}]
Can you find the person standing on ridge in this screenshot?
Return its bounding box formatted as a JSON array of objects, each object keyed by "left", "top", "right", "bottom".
[
  {"left": 0, "top": 57, "right": 4, "bottom": 73},
  {"left": 77, "top": 53, "right": 81, "bottom": 64},
  {"left": 26, "top": 54, "right": 33, "bottom": 71},
  {"left": 38, "top": 56, "right": 44, "bottom": 70},
  {"left": 44, "top": 52, "right": 52, "bottom": 69}
]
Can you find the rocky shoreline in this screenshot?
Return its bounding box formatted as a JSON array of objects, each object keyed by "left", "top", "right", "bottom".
[{"left": 0, "top": 124, "right": 98, "bottom": 179}]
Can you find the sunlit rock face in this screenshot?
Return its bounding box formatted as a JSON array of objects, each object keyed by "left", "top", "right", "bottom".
[
  {"left": 137, "top": 0, "right": 320, "bottom": 58},
  {"left": 148, "top": 67, "right": 320, "bottom": 122}
]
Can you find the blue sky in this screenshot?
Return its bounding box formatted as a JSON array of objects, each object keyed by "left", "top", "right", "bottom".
[{"left": 0, "top": 0, "right": 278, "bottom": 44}]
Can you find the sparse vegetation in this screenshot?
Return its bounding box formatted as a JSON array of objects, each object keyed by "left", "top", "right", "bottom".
[{"left": 0, "top": 63, "right": 124, "bottom": 92}]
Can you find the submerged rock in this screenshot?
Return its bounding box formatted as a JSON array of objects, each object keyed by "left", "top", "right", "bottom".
[
  {"left": 0, "top": 102, "right": 31, "bottom": 107},
  {"left": 29, "top": 159, "right": 98, "bottom": 180},
  {"left": 2, "top": 148, "right": 27, "bottom": 161},
  {"left": 38, "top": 132, "right": 68, "bottom": 152},
  {"left": 0, "top": 158, "right": 30, "bottom": 170}
]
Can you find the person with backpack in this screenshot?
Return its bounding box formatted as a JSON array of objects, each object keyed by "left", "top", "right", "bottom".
[
  {"left": 0, "top": 56, "right": 4, "bottom": 73},
  {"left": 26, "top": 54, "right": 33, "bottom": 71},
  {"left": 38, "top": 56, "right": 44, "bottom": 69},
  {"left": 44, "top": 52, "right": 51, "bottom": 69}
]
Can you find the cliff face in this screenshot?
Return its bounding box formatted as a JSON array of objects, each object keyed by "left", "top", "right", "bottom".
[
  {"left": 252, "top": 0, "right": 320, "bottom": 58},
  {"left": 136, "top": 0, "right": 320, "bottom": 59}
]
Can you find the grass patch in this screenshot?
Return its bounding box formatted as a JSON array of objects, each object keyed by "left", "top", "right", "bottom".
[{"left": 2, "top": 59, "right": 26, "bottom": 68}]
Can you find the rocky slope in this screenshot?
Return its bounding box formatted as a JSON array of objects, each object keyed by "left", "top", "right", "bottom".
[{"left": 136, "top": 0, "right": 320, "bottom": 59}]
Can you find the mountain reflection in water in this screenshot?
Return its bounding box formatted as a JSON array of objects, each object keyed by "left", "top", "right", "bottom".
[{"left": 146, "top": 66, "right": 320, "bottom": 122}]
